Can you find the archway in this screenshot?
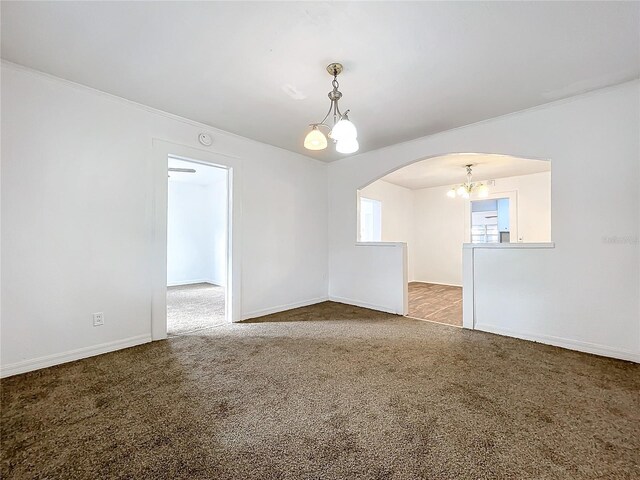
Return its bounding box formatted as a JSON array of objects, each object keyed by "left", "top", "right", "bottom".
[{"left": 356, "top": 152, "right": 552, "bottom": 327}]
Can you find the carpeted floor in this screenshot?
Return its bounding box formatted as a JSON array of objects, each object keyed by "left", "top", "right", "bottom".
[
  {"left": 2, "top": 301, "right": 639, "bottom": 479},
  {"left": 167, "top": 283, "right": 226, "bottom": 335},
  {"left": 408, "top": 282, "right": 462, "bottom": 327}
]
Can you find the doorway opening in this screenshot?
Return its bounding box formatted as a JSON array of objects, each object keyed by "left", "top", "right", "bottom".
[
  {"left": 471, "top": 197, "right": 513, "bottom": 244},
  {"left": 356, "top": 153, "right": 551, "bottom": 328},
  {"left": 166, "top": 156, "right": 229, "bottom": 335}
]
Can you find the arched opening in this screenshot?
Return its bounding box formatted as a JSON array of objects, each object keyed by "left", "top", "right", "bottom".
[{"left": 357, "top": 153, "right": 552, "bottom": 326}]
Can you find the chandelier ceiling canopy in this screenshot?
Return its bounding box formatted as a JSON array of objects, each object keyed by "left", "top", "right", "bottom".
[
  {"left": 447, "top": 165, "right": 489, "bottom": 199},
  {"left": 304, "top": 63, "right": 359, "bottom": 154}
]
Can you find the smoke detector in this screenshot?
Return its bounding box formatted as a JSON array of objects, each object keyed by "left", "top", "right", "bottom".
[{"left": 198, "top": 133, "right": 213, "bottom": 146}]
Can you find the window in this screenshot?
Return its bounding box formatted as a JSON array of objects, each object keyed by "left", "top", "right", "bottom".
[{"left": 360, "top": 197, "right": 382, "bottom": 242}]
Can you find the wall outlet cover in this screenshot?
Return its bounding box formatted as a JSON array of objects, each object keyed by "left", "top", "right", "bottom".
[{"left": 93, "top": 312, "right": 104, "bottom": 326}]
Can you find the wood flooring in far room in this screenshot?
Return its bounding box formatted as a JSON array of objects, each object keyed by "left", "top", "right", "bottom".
[{"left": 408, "top": 282, "right": 462, "bottom": 327}]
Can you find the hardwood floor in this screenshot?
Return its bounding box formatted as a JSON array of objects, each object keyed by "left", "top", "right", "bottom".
[{"left": 408, "top": 282, "right": 462, "bottom": 327}]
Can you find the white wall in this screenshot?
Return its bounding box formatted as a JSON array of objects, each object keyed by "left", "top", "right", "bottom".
[
  {"left": 2, "top": 61, "right": 637, "bottom": 376},
  {"left": 208, "top": 174, "right": 228, "bottom": 287},
  {"left": 328, "top": 81, "right": 639, "bottom": 362},
  {"left": 359, "top": 180, "right": 414, "bottom": 280},
  {"left": 1, "top": 63, "right": 328, "bottom": 376},
  {"left": 413, "top": 171, "right": 551, "bottom": 286},
  {"left": 502, "top": 172, "right": 551, "bottom": 243},
  {"left": 360, "top": 171, "right": 551, "bottom": 287},
  {"left": 168, "top": 182, "right": 212, "bottom": 285},
  {"left": 167, "top": 168, "right": 227, "bottom": 287},
  {"left": 412, "top": 184, "right": 466, "bottom": 286}
]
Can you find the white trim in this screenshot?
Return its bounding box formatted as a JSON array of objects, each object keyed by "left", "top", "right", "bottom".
[
  {"left": 241, "top": 297, "right": 329, "bottom": 321},
  {"left": 5, "top": 61, "right": 636, "bottom": 169},
  {"left": 476, "top": 323, "right": 639, "bottom": 364},
  {"left": 355, "top": 241, "right": 406, "bottom": 247},
  {"left": 401, "top": 244, "right": 409, "bottom": 316},
  {"left": 463, "top": 242, "right": 555, "bottom": 249},
  {"left": 334, "top": 79, "right": 639, "bottom": 166},
  {"left": 465, "top": 190, "right": 519, "bottom": 244},
  {"left": 151, "top": 140, "right": 243, "bottom": 339},
  {"left": 462, "top": 247, "right": 475, "bottom": 329},
  {"left": 328, "top": 296, "right": 402, "bottom": 315},
  {"left": 0, "top": 61, "right": 328, "bottom": 166},
  {"left": 409, "top": 280, "right": 463, "bottom": 288},
  {"left": 0, "top": 335, "right": 152, "bottom": 378}
]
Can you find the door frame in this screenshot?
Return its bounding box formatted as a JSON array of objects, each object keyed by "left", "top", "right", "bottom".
[
  {"left": 464, "top": 190, "right": 518, "bottom": 244},
  {"left": 151, "top": 139, "right": 242, "bottom": 340}
]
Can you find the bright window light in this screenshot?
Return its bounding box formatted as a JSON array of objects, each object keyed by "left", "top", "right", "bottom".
[{"left": 360, "top": 197, "right": 382, "bottom": 242}]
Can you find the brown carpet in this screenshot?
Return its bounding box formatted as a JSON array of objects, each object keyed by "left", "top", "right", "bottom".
[
  {"left": 408, "top": 282, "right": 462, "bottom": 327},
  {"left": 167, "top": 283, "right": 225, "bottom": 335},
  {"left": 2, "top": 302, "right": 639, "bottom": 479}
]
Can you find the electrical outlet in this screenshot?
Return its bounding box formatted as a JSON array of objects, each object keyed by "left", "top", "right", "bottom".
[{"left": 93, "top": 312, "right": 104, "bottom": 326}]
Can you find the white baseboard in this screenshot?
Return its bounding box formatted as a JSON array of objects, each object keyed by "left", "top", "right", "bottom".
[
  {"left": 328, "top": 295, "right": 401, "bottom": 315},
  {"left": 475, "top": 323, "right": 639, "bottom": 363},
  {"left": 409, "top": 280, "right": 463, "bottom": 288},
  {"left": 0, "top": 334, "right": 152, "bottom": 378},
  {"left": 240, "top": 296, "right": 329, "bottom": 321}
]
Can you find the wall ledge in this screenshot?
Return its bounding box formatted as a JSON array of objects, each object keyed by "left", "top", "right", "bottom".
[
  {"left": 356, "top": 241, "right": 407, "bottom": 247},
  {"left": 463, "top": 242, "right": 555, "bottom": 249}
]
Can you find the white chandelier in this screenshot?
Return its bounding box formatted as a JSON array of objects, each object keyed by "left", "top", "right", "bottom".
[
  {"left": 304, "top": 62, "right": 358, "bottom": 154},
  {"left": 447, "top": 165, "right": 489, "bottom": 199}
]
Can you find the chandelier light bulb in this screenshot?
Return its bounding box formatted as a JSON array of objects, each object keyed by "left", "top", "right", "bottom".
[
  {"left": 461, "top": 190, "right": 470, "bottom": 199},
  {"left": 456, "top": 185, "right": 466, "bottom": 196},
  {"left": 303, "top": 127, "right": 327, "bottom": 151},
  {"left": 446, "top": 189, "right": 456, "bottom": 198},
  {"left": 336, "top": 138, "right": 359, "bottom": 154},
  {"left": 331, "top": 117, "right": 357, "bottom": 142}
]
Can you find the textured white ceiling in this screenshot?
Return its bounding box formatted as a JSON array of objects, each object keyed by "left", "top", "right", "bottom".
[
  {"left": 380, "top": 154, "right": 551, "bottom": 190},
  {"left": 2, "top": 1, "right": 638, "bottom": 162}
]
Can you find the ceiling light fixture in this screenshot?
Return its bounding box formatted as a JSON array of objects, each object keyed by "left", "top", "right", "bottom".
[
  {"left": 447, "top": 165, "right": 489, "bottom": 199},
  {"left": 303, "top": 62, "right": 358, "bottom": 154}
]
